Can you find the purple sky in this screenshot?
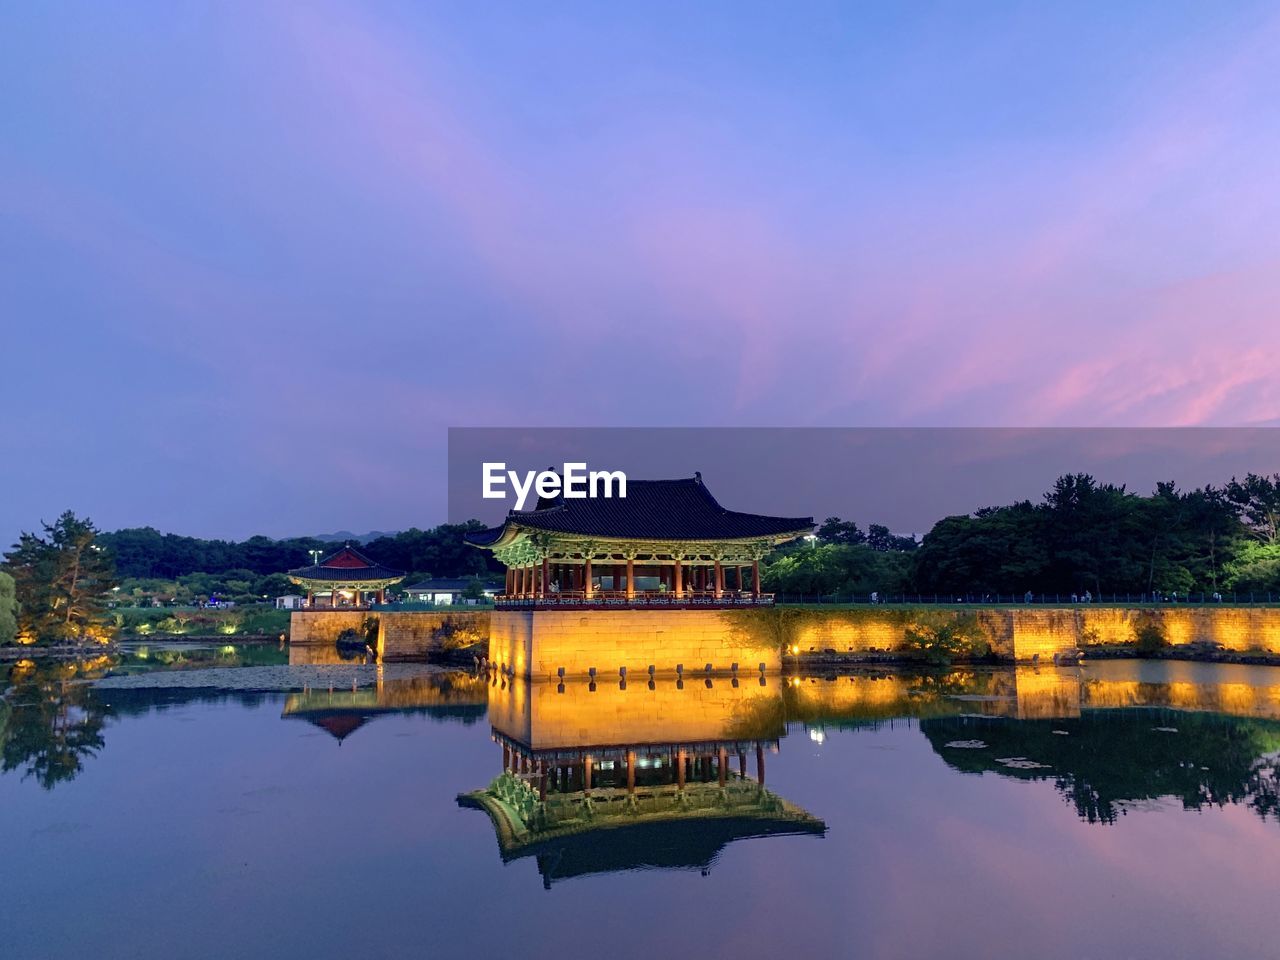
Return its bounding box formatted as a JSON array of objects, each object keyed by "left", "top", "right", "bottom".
[{"left": 3, "top": 3, "right": 1280, "bottom": 543}]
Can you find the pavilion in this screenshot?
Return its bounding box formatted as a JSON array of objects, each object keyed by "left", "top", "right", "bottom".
[
  {"left": 465, "top": 472, "right": 813, "bottom": 607},
  {"left": 286, "top": 545, "right": 404, "bottom": 609}
]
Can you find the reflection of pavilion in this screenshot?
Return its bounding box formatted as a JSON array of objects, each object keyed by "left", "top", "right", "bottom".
[
  {"left": 460, "top": 677, "right": 825, "bottom": 887},
  {"left": 281, "top": 672, "right": 488, "bottom": 742}
]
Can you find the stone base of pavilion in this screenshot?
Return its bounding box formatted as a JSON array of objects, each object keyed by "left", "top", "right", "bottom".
[{"left": 488, "top": 607, "right": 783, "bottom": 680}]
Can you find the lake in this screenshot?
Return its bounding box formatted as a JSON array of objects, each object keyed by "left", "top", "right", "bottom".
[{"left": 3, "top": 648, "right": 1280, "bottom": 959}]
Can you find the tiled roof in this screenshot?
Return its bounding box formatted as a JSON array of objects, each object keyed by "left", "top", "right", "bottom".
[
  {"left": 466, "top": 475, "right": 813, "bottom": 545},
  {"left": 287, "top": 545, "right": 404, "bottom": 581}
]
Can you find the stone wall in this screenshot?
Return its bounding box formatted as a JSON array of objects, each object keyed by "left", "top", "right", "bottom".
[
  {"left": 787, "top": 605, "right": 1280, "bottom": 662},
  {"left": 289, "top": 610, "right": 369, "bottom": 645},
  {"left": 289, "top": 609, "right": 488, "bottom": 661},
  {"left": 378, "top": 610, "right": 488, "bottom": 661},
  {"left": 489, "top": 609, "right": 781, "bottom": 680},
  {"left": 299, "top": 605, "right": 1280, "bottom": 668}
]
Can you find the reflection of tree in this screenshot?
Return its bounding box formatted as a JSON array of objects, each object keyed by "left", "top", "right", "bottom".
[
  {"left": 1, "top": 660, "right": 112, "bottom": 789},
  {"left": 922, "top": 710, "right": 1280, "bottom": 825}
]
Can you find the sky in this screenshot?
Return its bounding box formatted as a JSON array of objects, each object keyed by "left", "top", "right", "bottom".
[{"left": 3, "top": 2, "right": 1280, "bottom": 543}]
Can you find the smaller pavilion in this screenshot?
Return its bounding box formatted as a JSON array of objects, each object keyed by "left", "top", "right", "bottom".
[{"left": 287, "top": 545, "right": 404, "bottom": 609}]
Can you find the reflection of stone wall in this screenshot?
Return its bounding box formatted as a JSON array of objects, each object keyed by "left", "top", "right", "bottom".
[
  {"left": 289, "top": 609, "right": 489, "bottom": 661},
  {"left": 490, "top": 610, "right": 781, "bottom": 679},
  {"left": 489, "top": 676, "right": 783, "bottom": 748}
]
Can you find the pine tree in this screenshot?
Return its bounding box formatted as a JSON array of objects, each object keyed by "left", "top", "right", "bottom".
[
  {"left": 0, "top": 571, "right": 18, "bottom": 644},
  {"left": 3, "top": 511, "right": 117, "bottom": 643}
]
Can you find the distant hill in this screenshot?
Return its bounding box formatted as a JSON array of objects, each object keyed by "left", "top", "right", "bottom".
[{"left": 309, "top": 530, "right": 401, "bottom": 544}]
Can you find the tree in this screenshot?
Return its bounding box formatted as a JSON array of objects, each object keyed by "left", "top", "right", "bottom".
[
  {"left": 817, "top": 517, "right": 866, "bottom": 546},
  {"left": 0, "top": 571, "right": 18, "bottom": 644},
  {"left": 1226, "top": 473, "right": 1280, "bottom": 545},
  {"left": 763, "top": 543, "right": 912, "bottom": 596},
  {"left": 866, "top": 523, "right": 918, "bottom": 552},
  {"left": 3, "top": 511, "right": 117, "bottom": 643}
]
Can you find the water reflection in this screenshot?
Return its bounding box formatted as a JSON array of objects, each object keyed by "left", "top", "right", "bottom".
[
  {"left": 1, "top": 643, "right": 289, "bottom": 786},
  {"left": 0, "top": 657, "right": 113, "bottom": 789},
  {"left": 281, "top": 673, "right": 489, "bottom": 741},
  {"left": 9, "top": 657, "right": 1280, "bottom": 958},
  {"left": 923, "top": 712, "right": 1280, "bottom": 824},
  {"left": 457, "top": 661, "right": 1280, "bottom": 880},
  {"left": 7, "top": 654, "right": 1280, "bottom": 838},
  {"left": 463, "top": 675, "right": 824, "bottom": 887}
]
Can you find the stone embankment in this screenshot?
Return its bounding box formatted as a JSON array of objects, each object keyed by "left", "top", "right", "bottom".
[{"left": 287, "top": 604, "right": 1280, "bottom": 675}]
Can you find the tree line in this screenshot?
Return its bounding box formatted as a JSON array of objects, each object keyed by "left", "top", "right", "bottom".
[
  {"left": 5, "top": 471, "right": 1280, "bottom": 643},
  {"left": 764, "top": 472, "right": 1280, "bottom": 599},
  {"left": 96, "top": 522, "right": 501, "bottom": 581},
  {"left": 1, "top": 516, "right": 504, "bottom": 643}
]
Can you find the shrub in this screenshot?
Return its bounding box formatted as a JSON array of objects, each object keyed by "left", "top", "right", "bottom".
[
  {"left": 1133, "top": 615, "right": 1168, "bottom": 653},
  {"left": 903, "top": 612, "right": 983, "bottom": 666}
]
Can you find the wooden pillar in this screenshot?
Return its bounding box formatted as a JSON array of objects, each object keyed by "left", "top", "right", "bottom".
[
  {"left": 718, "top": 747, "right": 728, "bottom": 787},
  {"left": 540, "top": 556, "right": 549, "bottom": 599},
  {"left": 583, "top": 756, "right": 593, "bottom": 796},
  {"left": 756, "top": 743, "right": 765, "bottom": 786},
  {"left": 538, "top": 761, "right": 548, "bottom": 802},
  {"left": 584, "top": 556, "right": 593, "bottom": 599},
  {"left": 673, "top": 556, "right": 683, "bottom": 598},
  {"left": 626, "top": 556, "right": 635, "bottom": 600},
  {"left": 626, "top": 750, "right": 636, "bottom": 794},
  {"left": 677, "top": 748, "right": 687, "bottom": 790},
  {"left": 714, "top": 559, "right": 723, "bottom": 599},
  {"left": 752, "top": 558, "right": 761, "bottom": 598},
  {"left": 306, "top": 590, "right": 314, "bottom": 608},
  {"left": 505, "top": 567, "right": 514, "bottom": 595}
]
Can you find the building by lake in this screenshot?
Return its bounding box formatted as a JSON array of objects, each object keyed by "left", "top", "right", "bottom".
[
  {"left": 287, "top": 545, "right": 404, "bottom": 609},
  {"left": 465, "top": 472, "right": 813, "bottom": 607}
]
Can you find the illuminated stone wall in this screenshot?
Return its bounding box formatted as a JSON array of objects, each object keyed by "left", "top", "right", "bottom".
[
  {"left": 289, "top": 609, "right": 488, "bottom": 660},
  {"left": 288, "top": 610, "right": 368, "bottom": 645},
  {"left": 378, "top": 611, "right": 488, "bottom": 661},
  {"left": 301, "top": 605, "right": 1280, "bottom": 667},
  {"left": 489, "top": 609, "right": 782, "bottom": 680},
  {"left": 788, "top": 606, "right": 1280, "bottom": 662}
]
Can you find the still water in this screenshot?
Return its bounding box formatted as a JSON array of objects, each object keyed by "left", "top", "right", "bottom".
[{"left": 4, "top": 647, "right": 1280, "bottom": 959}]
